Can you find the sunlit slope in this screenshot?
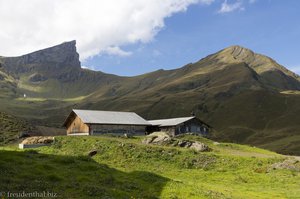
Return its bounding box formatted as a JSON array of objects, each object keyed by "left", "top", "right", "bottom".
[
  {"left": 0, "top": 42, "right": 299, "bottom": 154},
  {"left": 0, "top": 112, "right": 34, "bottom": 145},
  {"left": 1, "top": 135, "right": 299, "bottom": 198}
]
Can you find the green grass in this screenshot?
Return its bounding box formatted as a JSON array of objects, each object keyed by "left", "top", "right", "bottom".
[
  {"left": 1, "top": 135, "right": 299, "bottom": 198},
  {"left": 0, "top": 112, "right": 33, "bottom": 145},
  {"left": 0, "top": 150, "right": 168, "bottom": 198}
]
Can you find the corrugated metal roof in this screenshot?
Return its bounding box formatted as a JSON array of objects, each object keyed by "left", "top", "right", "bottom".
[
  {"left": 148, "top": 116, "right": 195, "bottom": 127},
  {"left": 73, "top": 109, "right": 150, "bottom": 125}
]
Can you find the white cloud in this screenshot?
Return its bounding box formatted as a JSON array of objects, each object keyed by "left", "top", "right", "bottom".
[
  {"left": 218, "top": 0, "right": 244, "bottom": 13},
  {"left": 81, "top": 65, "right": 96, "bottom": 70},
  {"left": 103, "top": 46, "right": 132, "bottom": 57},
  {"left": 249, "top": 0, "right": 257, "bottom": 4},
  {"left": 0, "top": 0, "right": 214, "bottom": 60}
]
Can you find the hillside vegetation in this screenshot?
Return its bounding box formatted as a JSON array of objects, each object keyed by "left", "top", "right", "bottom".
[
  {"left": 0, "top": 135, "right": 299, "bottom": 198},
  {"left": 0, "top": 112, "right": 33, "bottom": 145}
]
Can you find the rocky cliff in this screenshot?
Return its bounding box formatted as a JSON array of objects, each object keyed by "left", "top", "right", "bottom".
[{"left": 0, "top": 41, "right": 81, "bottom": 78}]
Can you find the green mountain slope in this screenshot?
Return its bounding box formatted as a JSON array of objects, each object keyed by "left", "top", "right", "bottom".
[
  {"left": 0, "top": 112, "right": 34, "bottom": 145},
  {"left": 0, "top": 135, "right": 299, "bottom": 198},
  {"left": 0, "top": 42, "right": 299, "bottom": 154}
]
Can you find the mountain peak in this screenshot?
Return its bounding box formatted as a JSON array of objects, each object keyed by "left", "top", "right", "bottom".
[
  {"left": 220, "top": 45, "right": 255, "bottom": 61},
  {"left": 20, "top": 40, "right": 80, "bottom": 67},
  {"left": 0, "top": 40, "right": 81, "bottom": 75},
  {"left": 225, "top": 45, "right": 251, "bottom": 51},
  {"left": 29, "top": 40, "right": 76, "bottom": 53},
  {"left": 209, "top": 45, "right": 286, "bottom": 74},
  {"left": 202, "top": 45, "right": 300, "bottom": 89}
]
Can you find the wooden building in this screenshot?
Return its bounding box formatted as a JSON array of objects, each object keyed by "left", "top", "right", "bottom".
[
  {"left": 147, "top": 116, "right": 210, "bottom": 136},
  {"left": 63, "top": 109, "right": 150, "bottom": 135}
]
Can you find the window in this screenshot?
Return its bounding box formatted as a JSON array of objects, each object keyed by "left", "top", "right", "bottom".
[{"left": 93, "top": 130, "right": 105, "bottom": 134}]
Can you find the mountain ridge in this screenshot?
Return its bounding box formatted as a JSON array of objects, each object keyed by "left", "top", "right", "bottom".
[
  {"left": 0, "top": 41, "right": 299, "bottom": 155},
  {"left": 0, "top": 41, "right": 81, "bottom": 76}
]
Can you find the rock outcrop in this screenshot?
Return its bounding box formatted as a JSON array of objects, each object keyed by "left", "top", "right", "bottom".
[
  {"left": 0, "top": 41, "right": 81, "bottom": 77},
  {"left": 142, "top": 132, "right": 211, "bottom": 152},
  {"left": 20, "top": 40, "right": 80, "bottom": 68},
  {"left": 142, "top": 132, "right": 172, "bottom": 145},
  {"left": 269, "top": 158, "right": 300, "bottom": 172},
  {"left": 21, "top": 136, "right": 54, "bottom": 145}
]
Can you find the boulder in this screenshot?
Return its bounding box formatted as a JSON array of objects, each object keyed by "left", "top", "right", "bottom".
[
  {"left": 142, "top": 136, "right": 158, "bottom": 144},
  {"left": 270, "top": 158, "right": 300, "bottom": 172},
  {"left": 142, "top": 132, "right": 212, "bottom": 152},
  {"left": 142, "top": 132, "right": 172, "bottom": 145},
  {"left": 153, "top": 135, "right": 172, "bottom": 144},
  {"left": 178, "top": 140, "right": 193, "bottom": 148},
  {"left": 21, "top": 136, "right": 54, "bottom": 145},
  {"left": 190, "top": 142, "right": 211, "bottom": 152}
]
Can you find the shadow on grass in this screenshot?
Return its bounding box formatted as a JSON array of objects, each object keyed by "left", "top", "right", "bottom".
[{"left": 0, "top": 150, "right": 169, "bottom": 199}]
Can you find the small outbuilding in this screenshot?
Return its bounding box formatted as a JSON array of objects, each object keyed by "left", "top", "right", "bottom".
[
  {"left": 63, "top": 109, "right": 150, "bottom": 135},
  {"left": 147, "top": 116, "right": 210, "bottom": 136}
]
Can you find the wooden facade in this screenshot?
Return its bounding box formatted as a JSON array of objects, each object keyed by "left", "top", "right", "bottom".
[{"left": 66, "top": 115, "right": 89, "bottom": 135}]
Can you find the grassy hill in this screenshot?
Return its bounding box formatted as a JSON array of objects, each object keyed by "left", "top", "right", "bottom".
[
  {"left": 0, "top": 112, "right": 33, "bottom": 145},
  {"left": 0, "top": 42, "right": 300, "bottom": 155},
  {"left": 0, "top": 135, "right": 299, "bottom": 198}
]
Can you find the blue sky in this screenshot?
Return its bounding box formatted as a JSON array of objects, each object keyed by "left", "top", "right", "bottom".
[
  {"left": 0, "top": 0, "right": 299, "bottom": 76},
  {"left": 83, "top": 0, "right": 300, "bottom": 76}
]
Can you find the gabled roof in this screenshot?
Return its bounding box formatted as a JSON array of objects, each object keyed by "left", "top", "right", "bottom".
[
  {"left": 63, "top": 109, "right": 150, "bottom": 126},
  {"left": 148, "top": 116, "right": 195, "bottom": 127}
]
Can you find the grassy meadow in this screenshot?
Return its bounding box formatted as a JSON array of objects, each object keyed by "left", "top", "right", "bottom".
[
  {"left": 0, "top": 112, "right": 32, "bottom": 145},
  {"left": 0, "top": 135, "right": 299, "bottom": 199}
]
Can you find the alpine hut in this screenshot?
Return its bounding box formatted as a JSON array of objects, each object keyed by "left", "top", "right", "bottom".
[
  {"left": 147, "top": 116, "right": 210, "bottom": 136},
  {"left": 63, "top": 109, "right": 150, "bottom": 135}
]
